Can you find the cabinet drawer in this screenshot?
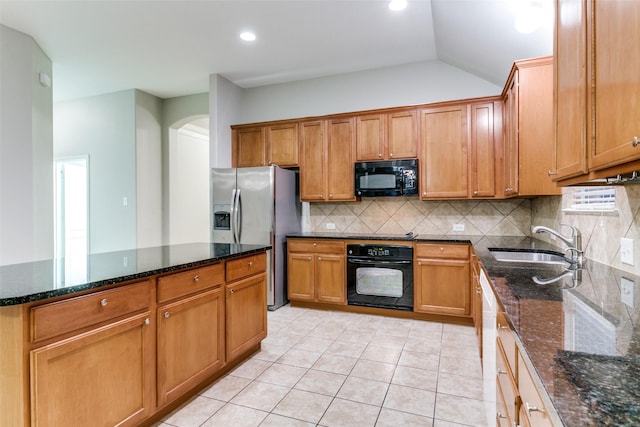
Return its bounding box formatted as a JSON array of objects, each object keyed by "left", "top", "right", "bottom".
[
  {"left": 415, "top": 243, "right": 469, "bottom": 259},
  {"left": 31, "top": 281, "right": 150, "bottom": 342},
  {"left": 226, "top": 253, "right": 267, "bottom": 282},
  {"left": 497, "top": 310, "right": 516, "bottom": 372},
  {"left": 288, "top": 239, "right": 345, "bottom": 254},
  {"left": 157, "top": 262, "right": 224, "bottom": 303},
  {"left": 496, "top": 341, "right": 518, "bottom": 423},
  {"left": 518, "top": 352, "right": 554, "bottom": 427}
]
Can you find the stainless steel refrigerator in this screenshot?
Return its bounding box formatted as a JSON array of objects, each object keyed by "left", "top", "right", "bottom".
[{"left": 211, "top": 166, "right": 300, "bottom": 310}]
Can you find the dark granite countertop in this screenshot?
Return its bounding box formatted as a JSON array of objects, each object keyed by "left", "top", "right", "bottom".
[
  {"left": 474, "top": 236, "right": 640, "bottom": 427},
  {"left": 0, "top": 242, "right": 271, "bottom": 306}
]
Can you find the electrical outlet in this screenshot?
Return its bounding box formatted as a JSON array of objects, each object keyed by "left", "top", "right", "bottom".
[
  {"left": 621, "top": 277, "right": 634, "bottom": 308},
  {"left": 621, "top": 238, "right": 634, "bottom": 265},
  {"left": 453, "top": 223, "right": 465, "bottom": 232},
  {"left": 326, "top": 223, "right": 336, "bottom": 230},
  {"left": 123, "top": 256, "right": 128, "bottom": 268}
]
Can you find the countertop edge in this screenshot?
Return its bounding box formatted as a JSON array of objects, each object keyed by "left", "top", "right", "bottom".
[{"left": 0, "top": 245, "right": 271, "bottom": 307}]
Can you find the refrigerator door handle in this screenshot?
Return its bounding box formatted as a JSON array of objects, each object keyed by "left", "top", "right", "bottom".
[
  {"left": 230, "top": 189, "right": 238, "bottom": 243},
  {"left": 234, "top": 189, "right": 242, "bottom": 242}
]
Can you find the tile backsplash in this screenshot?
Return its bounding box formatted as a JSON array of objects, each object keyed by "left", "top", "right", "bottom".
[
  {"left": 532, "top": 185, "right": 640, "bottom": 275},
  {"left": 301, "top": 185, "right": 640, "bottom": 275},
  {"left": 302, "top": 197, "right": 532, "bottom": 237}
]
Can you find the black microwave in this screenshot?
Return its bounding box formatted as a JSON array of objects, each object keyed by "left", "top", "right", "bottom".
[{"left": 354, "top": 159, "right": 418, "bottom": 197}]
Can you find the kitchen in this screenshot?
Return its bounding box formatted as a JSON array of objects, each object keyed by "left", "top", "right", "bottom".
[{"left": 1, "top": 0, "right": 640, "bottom": 426}]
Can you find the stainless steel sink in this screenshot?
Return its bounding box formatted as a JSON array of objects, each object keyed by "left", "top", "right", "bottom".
[{"left": 488, "top": 248, "right": 571, "bottom": 266}]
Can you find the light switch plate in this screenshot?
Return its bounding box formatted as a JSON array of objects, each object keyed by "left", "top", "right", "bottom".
[
  {"left": 453, "top": 223, "right": 465, "bottom": 232},
  {"left": 325, "top": 223, "right": 336, "bottom": 230},
  {"left": 621, "top": 238, "right": 634, "bottom": 265},
  {"left": 621, "top": 277, "right": 634, "bottom": 308}
]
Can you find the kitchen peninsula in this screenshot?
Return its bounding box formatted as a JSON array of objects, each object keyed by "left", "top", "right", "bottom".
[{"left": 0, "top": 242, "right": 271, "bottom": 427}]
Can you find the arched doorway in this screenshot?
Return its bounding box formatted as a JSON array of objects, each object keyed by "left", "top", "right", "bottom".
[{"left": 168, "top": 116, "right": 210, "bottom": 244}]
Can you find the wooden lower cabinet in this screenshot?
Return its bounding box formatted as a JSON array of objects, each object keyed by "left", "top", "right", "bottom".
[
  {"left": 3, "top": 251, "right": 269, "bottom": 427},
  {"left": 414, "top": 243, "right": 471, "bottom": 317},
  {"left": 156, "top": 287, "right": 225, "bottom": 406},
  {"left": 287, "top": 239, "right": 346, "bottom": 305},
  {"left": 30, "top": 313, "right": 153, "bottom": 427},
  {"left": 226, "top": 273, "right": 268, "bottom": 361}
]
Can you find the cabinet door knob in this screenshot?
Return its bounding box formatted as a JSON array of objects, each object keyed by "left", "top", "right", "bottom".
[
  {"left": 100, "top": 298, "right": 108, "bottom": 307},
  {"left": 230, "top": 289, "right": 235, "bottom": 294},
  {"left": 329, "top": 194, "right": 333, "bottom": 199},
  {"left": 248, "top": 261, "right": 253, "bottom": 267},
  {"left": 313, "top": 242, "right": 317, "bottom": 247},
  {"left": 473, "top": 191, "right": 478, "bottom": 196},
  {"left": 164, "top": 311, "right": 170, "bottom": 318},
  {"left": 389, "top": 153, "right": 393, "bottom": 158},
  {"left": 548, "top": 170, "right": 558, "bottom": 176},
  {"left": 145, "top": 318, "right": 150, "bottom": 325},
  {"left": 633, "top": 136, "right": 639, "bottom": 147},
  {"left": 440, "top": 247, "right": 444, "bottom": 252},
  {"left": 318, "top": 257, "right": 322, "bottom": 261},
  {"left": 193, "top": 275, "right": 200, "bottom": 282},
  {"left": 378, "top": 153, "right": 382, "bottom": 158}
]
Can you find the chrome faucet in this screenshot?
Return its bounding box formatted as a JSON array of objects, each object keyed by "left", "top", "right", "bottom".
[
  {"left": 533, "top": 268, "right": 582, "bottom": 289},
  {"left": 531, "top": 224, "right": 583, "bottom": 264}
]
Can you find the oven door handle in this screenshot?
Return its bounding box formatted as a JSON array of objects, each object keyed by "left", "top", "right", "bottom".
[{"left": 347, "top": 258, "right": 412, "bottom": 265}]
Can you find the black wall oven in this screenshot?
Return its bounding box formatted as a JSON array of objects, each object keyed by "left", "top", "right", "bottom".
[{"left": 346, "top": 244, "right": 413, "bottom": 311}]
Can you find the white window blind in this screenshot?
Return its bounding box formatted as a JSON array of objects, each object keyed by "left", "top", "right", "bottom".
[{"left": 565, "top": 186, "right": 616, "bottom": 212}]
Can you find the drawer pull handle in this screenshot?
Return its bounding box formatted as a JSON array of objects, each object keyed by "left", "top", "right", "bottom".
[
  {"left": 633, "top": 136, "right": 639, "bottom": 147},
  {"left": 440, "top": 247, "right": 444, "bottom": 252},
  {"left": 193, "top": 275, "right": 200, "bottom": 282},
  {"left": 498, "top": 368, "right": 508, "bottom": 375},
  {"left": 313, "top": 243, "right": 317, "bottom": 247},
  {"left": 248, "top": 261, "right": 253, "bottom": 267},
  {"left": 497, "top": 412, "right": 507, "bottom": 419},
  {"left": 145, "top": 318, "right": 150, "bottom": 326},
  {"left": 100, "top": 298, "right": 108, "bottom": 307},
  {"left": 525, "top": 402, "right": 542, "bottom": 414},
  {"left": 164, "top": 311, "right": 170, "bottom": 318},
  {"left": 318, "top": 257, "right": 322, "bottom": 261},
  {"left": 498, "top": 323, "right": 509, "bottom": 330}
]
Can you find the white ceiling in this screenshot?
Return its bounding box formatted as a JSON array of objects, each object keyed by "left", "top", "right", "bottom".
[{"left": 0, "top": 0, "right": 553, "bottom": 102}]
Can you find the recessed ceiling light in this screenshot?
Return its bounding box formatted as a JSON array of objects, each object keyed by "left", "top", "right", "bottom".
[
  {"left": 240, "top": 32, "right": 256, "bottom": 42},
  {"left": 388, "top": 0, "right": 407, "bottom": 11}
]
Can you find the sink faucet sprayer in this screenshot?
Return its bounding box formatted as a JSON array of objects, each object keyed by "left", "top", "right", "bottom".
[{"left": 531, "top": 224, "right": 583, "bottom": 265}]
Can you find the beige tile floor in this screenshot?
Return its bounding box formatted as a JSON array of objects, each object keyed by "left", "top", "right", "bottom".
[{"left": 155, "top": 305, "right": 488, "bottom": 427}]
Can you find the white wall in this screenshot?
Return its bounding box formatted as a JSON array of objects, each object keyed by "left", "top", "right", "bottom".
[
  {"left": 239, "top": 60, "right": 503, "bottom": 124},
  {"left": 135, "top": 90, "right": 163, "bottom": 248},
  {"left": 210, "top": 74, "right": 243, "bottom": 169},
  {"left": 0, "top": 25, "right": 53, "bottom": 265},
  {"left": 54, "top": 90, "right": 137, "bottom": 253}
]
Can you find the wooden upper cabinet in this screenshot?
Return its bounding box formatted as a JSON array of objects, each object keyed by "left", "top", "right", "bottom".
[
  {"left": 234, "top": 127, "right": 265, "bottom": 167},
  {"left": 388, "top": 110, "right": 418, "bottom": 159},
  {"left": 554, "top": 0, "right": 640, "bottom": 184},
  {"left": 470, "top": 101, "right": 497, "bottom": 198},
  {"left": 503, "top": 74, "right": 519, "bottom": 197},
  {"left": 299, "top": 121, "right": 327, "bottom": 201},
  {"left": 419, "top": 104, "right": 469, "bottom": 199},
  {"left": 266, "top": 123, "right": 299, "bottom": 167},
  {"left": 589, "top": 0, "right": 640, "bottom": 171},
  {"left": 355, "top": 110, "right": 417, "bottom": 161},
  {"left": 553, "top": 0, "right": 589, "bottom": 181},
  {"left": 356, "top": 114, "right": 386, "bottom": 160},
  {"left": 502, "top": 57, "right": 560, "bottom": 196},
  {"left": 326, "top": 118, "right": 356, "bottom": 201}
]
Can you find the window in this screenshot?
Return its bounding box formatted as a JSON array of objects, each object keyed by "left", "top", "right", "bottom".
[{"left": 563, "top": 186, "right": 617, "bottom": 213}]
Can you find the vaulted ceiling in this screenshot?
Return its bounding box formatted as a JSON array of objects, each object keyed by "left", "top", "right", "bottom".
[{"left": 0, "top": 0, "right": 553, "bottom": 102}]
